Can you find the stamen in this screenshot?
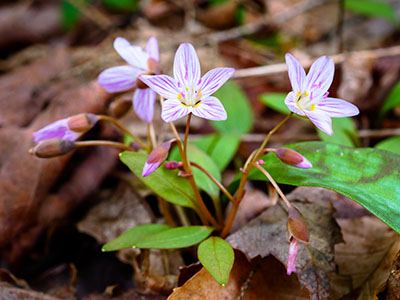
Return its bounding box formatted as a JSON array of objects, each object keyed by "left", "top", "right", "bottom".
[
  {"left": 194, "top": 101, "right": 202, "bottom": 108},
  {"left": 311, "top": 104, "right": 316, "bottom": 111},
  {"left": 296, "top": 91, "right": 301, "bottom": 99}
]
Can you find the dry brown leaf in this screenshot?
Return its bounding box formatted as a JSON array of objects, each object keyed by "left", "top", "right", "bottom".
[
  {"left": 386, "top": 249, "right": 400, "bottom": 300},
  {"left": 331, "top": 217, "right": 400, "bottom": 300},
  {"left": 169, "top": 250, "right": 309, "bottom": 300},
  {"left": 227, "top": 187, "right": 343, "bottom": 300}
]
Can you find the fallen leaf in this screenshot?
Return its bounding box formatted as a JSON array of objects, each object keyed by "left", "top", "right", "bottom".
[
  {"left": 227, "top": 187, "right": 343, "bottom": 300},
  {"left": 169, "top": 250, "right": 309, "bottom": 299},
  {"left": 331, "top": 217, "right": 400, "bottom": 300}
]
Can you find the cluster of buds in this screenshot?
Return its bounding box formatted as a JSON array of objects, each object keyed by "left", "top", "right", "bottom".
[{"left": 30, "top": 113, "right": 99, "bottom": 158}]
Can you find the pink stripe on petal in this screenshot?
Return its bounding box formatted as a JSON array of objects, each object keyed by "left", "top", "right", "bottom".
[
  {"left": 192, "top": 96, "right": 227, "bottom": 121},
  {"left": 285, "top": 53, "right": 306, "bottom": 93},
  {"left": 199, "top": 68, "right": 235, "bottom": 97},
  {"left": 161, "top": 99, "right": 191, "bottom": 122},
  {"left": 318, "top": 97, "right": 359, "bottom": 117},
  {"left": 98, "top": 66, "right": 138, "bottom": 93},
  {"left": 306, "top": 110, "right": 333, "bottom": 136},
  {"left": 284, "top": 92, "right": 305, "bottom": 116},
  {"left": 140, "top": 74, "right": 179, "bottom": 99},
  {"left": 133, "top": 88, "right": 156, "bottom": 123},
  {"left": 305, "top": 56, "right": 334, "bottom": 95},
  {"left": 146, "top": 36, "right": 159, "bottom": 62},
  {"left": 142, "top": 161, "right": 160, "bottom": 177},
  {"left": 113, "top": 37, "right": 149, "bottom": 70},
  {"left": 173, "top": 43, "right": 201, "bottom": 87}
]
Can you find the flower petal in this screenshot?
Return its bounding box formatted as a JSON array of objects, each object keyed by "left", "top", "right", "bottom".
[
  {"left": 113, "top": 37, "right": 149, "bottom": 70},
  {"left": 142, "top": 161, "right": 160, "bottom": 177},
  {"left": 33, "top": 119, "right": 79, "bottom": 142},
  {"left": 284, "top": 91, "right": 305, "bottom": 116},
  {"left": 192, "top": 96, "right": 227, "bottom": 121},
  {"left": 287, "top": 238, "right": 298, "bottom": 275},
  {"left": 161, "top": 99, "right": 191, "bottom": 122},
  {"left": 146, "top": 36, "right": 159, "bottom": 62},
  {"left": 317, "top": 97, "right": 359, "bottom": 117},
  {"left": 285, "top": 53, "right": 306, "bottom": 93},
  {"left": 199, "top": 68, "right": 235, "bottom": 97},
  {"left": 305, "top": 56, "right": 334, "bottom": 95},
  {"left": 98, "top": 66, "right": 138, "bottom": 93},
  {"left": 173, "top": 43, "right": 201, "bottom": 88},
  {"left": 139, "top": 74, "right": 179, "bottom": 99},
  {"left": 133, "top": 88, "right": 156, "bottom": 123},
  {"left": 306, "top": 110, "right": 333, "bottom": 136}
]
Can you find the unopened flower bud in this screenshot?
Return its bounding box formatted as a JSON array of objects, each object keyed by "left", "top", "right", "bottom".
[
  {"left": 275, "top": 148, "right": 312, "bottom": 169},
  {"left": 67, "top": 113, "right": 99, "bottom": 132},
  {"left": 142, "top": 140, "right": 174, "bottom": 177},
  {"left": 287, "top": 206, "right": 309, "bottom": 243},
  {"left": 165, "top": 161, "right": 183, "bottom": 170},
  {"left": 29, "top": 138, "right": 75, "bottom": 158},
  {"left": 108, "top": 97, "right": 132, "bottom": 119},
  {"left": 147, "top": 58, "right": 161, "bottom": 75},
  {"left": 287, "top": 236, "right": 298, "bottom": 275},
  {"left": 33, "top": 113, "right": 99, "bottom": 142},
  {"left": 256, "top": 160, "right": 265, "bottom": 165}
]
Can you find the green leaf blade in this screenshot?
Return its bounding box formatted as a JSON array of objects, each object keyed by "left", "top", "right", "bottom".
[
  {"left": 102, "top": 224, "right": 171, "bottom": 252},
  {"left": 211, "top": 81, "right": 253, "bottom": 135},
  {"left": 345, "top": 0, "right": 399, "bottom": 24},
  {"left": 380, "top": 80, "right": 400, "bottom": 117},
  {"left": 234, "top": 142, "right": 400, "bottom": 233},
  {"left": 193, "top": 134, "right": 240, "bottom": 171},
  {"left": 198, "top": 237, "right": 235, "bottom": 286},
  {"left": 375, "top": 136, "right": 400, "bottom": 155},
  {"left": 135, "top": 226, "right": 214, "bottom": 249},
  {"left": 120, "top": 151, "right": 196, "bottom": 208}
]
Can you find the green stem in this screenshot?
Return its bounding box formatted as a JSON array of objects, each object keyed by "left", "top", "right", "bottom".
[
  {"left": 98, "top": 115, "right": 149, "bottom": 151},
  {"left": 74, "top": 140, "right": 134, "bottom": 152}
]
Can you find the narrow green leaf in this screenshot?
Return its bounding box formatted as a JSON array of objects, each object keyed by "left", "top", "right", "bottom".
[
  {"left": 380, "top": 80, "right": 400, "bottom": 117},
  {"left": 259, "top": 93, "right": 359, "bottom": 146},
  {"left": 259, "top": 93, "right": 290, "bottom": 115},
  {"left": 102, "top": 224, "right": 171, "bottom": 252},
  {"left": 317, "top": 118, "right": 359, "bottom": 147},
  {"left": 135, "top": 226, "right": 213, "bottom": 249},
  {"left": 169, "top": 144, "right": 222, "bottom": 202},
  {"left": 375, "top": 136, "right": 400, "bottom": 155},
  {"left": 61, "top": 0, "right": 82, "bottom": 30},
  {"left": 230, "top": 142, "right": 400, "bottom": 234},
  {"left": 120, "top": 151, "right": 196, "bottom": 208},
  {"left": 211, "top": 81, "right": 253, "bottom": 135},
  {"left": 193, "top": 134, "right": 240, "bottom": 171},
  {"left": 345, "top": 0, "right": 398, "bottom": 24},
  {"left": 198, "top": 237, "right": 235, "bottom": 286},
  {"left": 101, "top": 0, "right": 139, "bottom": 12}
]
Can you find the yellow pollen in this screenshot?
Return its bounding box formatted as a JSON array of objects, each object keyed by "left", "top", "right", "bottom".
[
  {"left": 198, "top": 91, "right": 202, "bottom": 98},
  {"left": 177, "top": 93, "right": 182, "bottom": 100},
  {"left": 194, "top": 101, "right": 202, "bottom": 108},
  {"left": 304, "top": 91, "right": 309, "bottom": 96},
  {"left": 181, "top": 102, "right": 189, "bottom": 107},
  {"left": 185, "top": 87, "right": 188, "bottom": 91},
  {"left": 311, "top": 104, "right": 316, "bottom": 111},
  {"left": 296, "top": 91, "right": 301, "bottom": 99}
]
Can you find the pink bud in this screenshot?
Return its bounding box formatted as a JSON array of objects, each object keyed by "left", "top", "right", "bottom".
[
  {"left": 275, "top": 148, "right": 312, "bottom": 169},
  {"left": 165, "top": 161, "right": 183, "bottom": 170},
  {"left": 142, "top": 140, "right": 173, "bottom": 177},
  {"left": 256, "top": 160, "right": 265, "bottom": 165},
  {"left": 287, "top": 237, "right": 298, "bottom": 275}
]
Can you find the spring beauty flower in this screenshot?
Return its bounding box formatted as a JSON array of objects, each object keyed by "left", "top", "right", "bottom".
[
  {"left": 33, "top": 113, "right": 99, "bottom": 142},
  {"left": 284, "top": 53, "right": 359, "bottom": 136},
  {"left": 139, "top": 43, "right": 234, "bottom": 123},
  {"left": 98, "top": 37, "right": 159, "bottom": 123}
]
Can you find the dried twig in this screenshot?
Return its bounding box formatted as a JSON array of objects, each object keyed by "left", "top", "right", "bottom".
[
  {"left": 208, "top": 0, "right": 334, "bottom": 44},
  {"left": 232, "top": 45, "right": 400, "bottom": 78}
]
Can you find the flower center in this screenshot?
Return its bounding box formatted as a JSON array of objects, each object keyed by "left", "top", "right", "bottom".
[
  {"left": 296, "top": 91, "right": 315, "bottom": 112},
  {"left": 177, "top": 86, "right": 202, "bottom": 107}
]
